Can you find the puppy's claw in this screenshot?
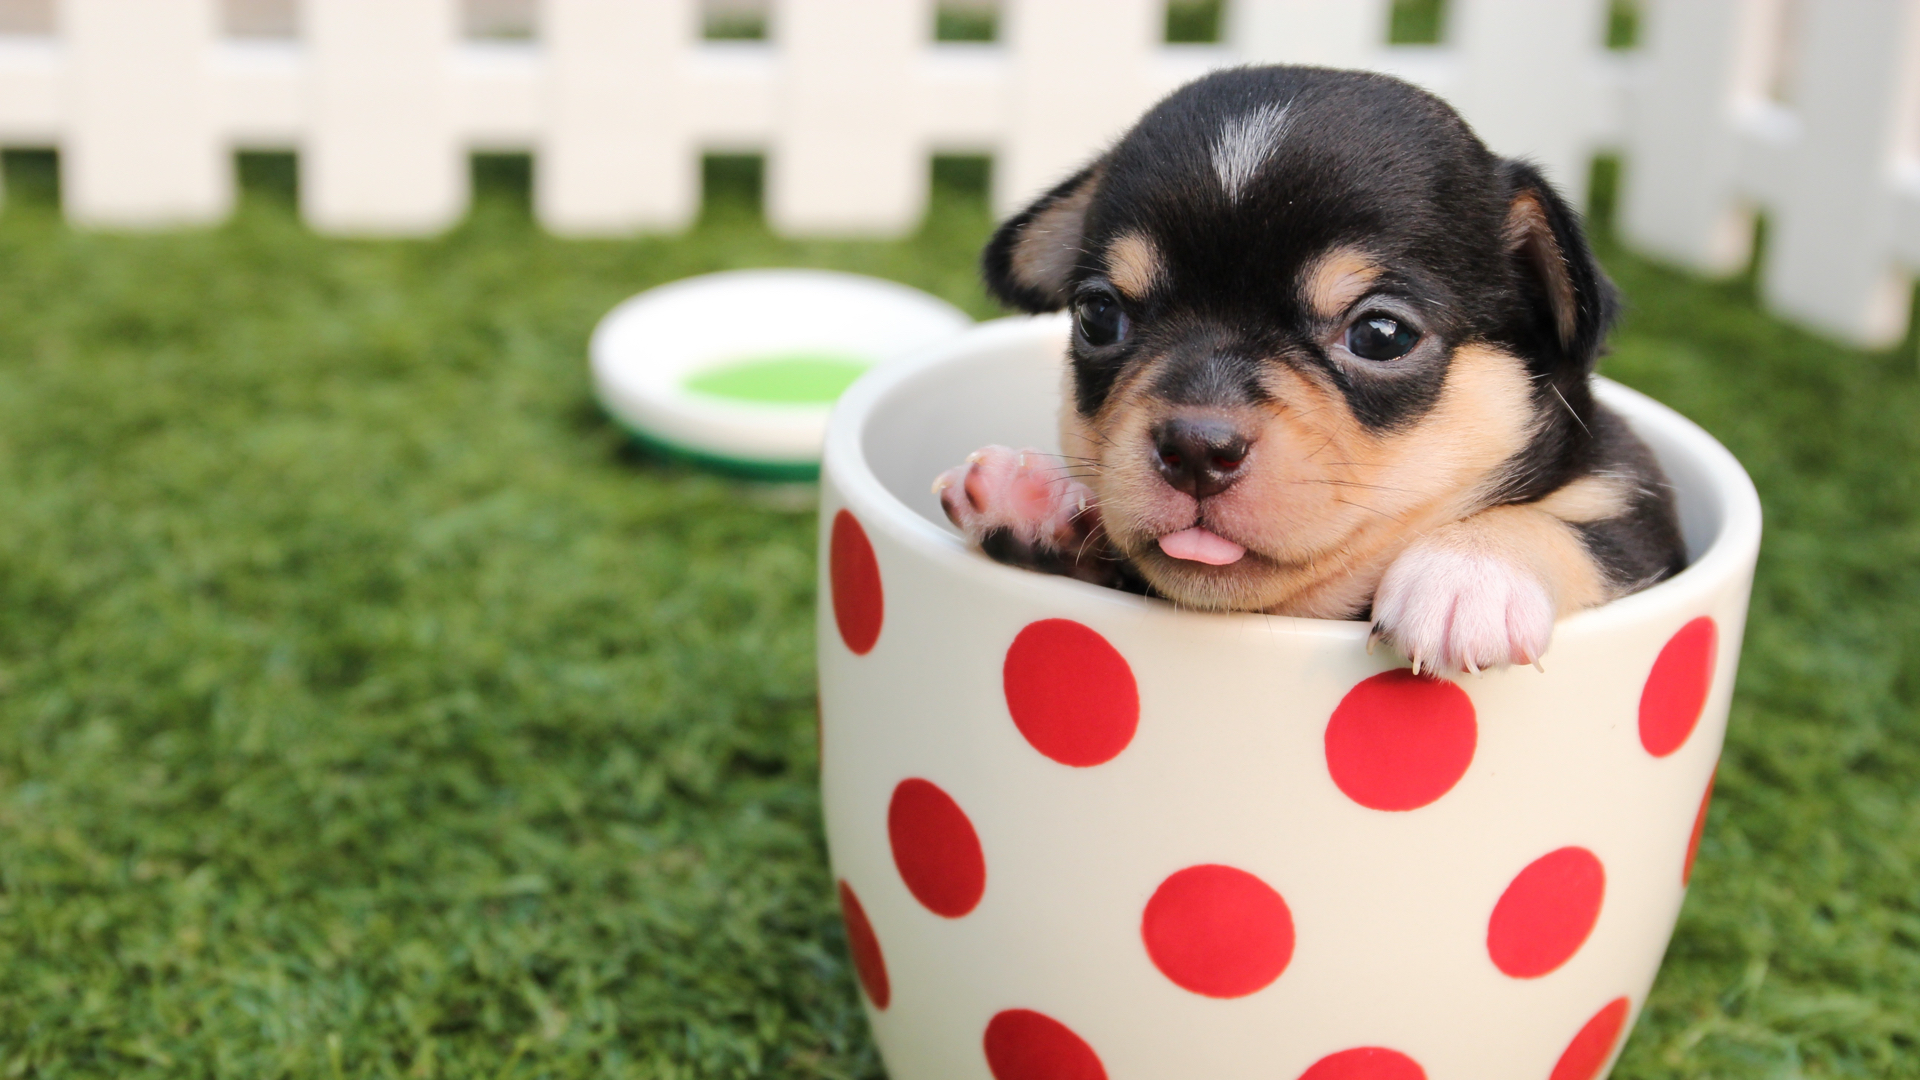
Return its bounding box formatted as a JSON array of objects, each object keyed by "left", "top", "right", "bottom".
[{"left": 1532, "top": 657, "right": 1547, "bottom": 674}]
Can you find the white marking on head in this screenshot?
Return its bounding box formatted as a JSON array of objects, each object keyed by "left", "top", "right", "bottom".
[{"left": 1211, "top": 101, "right": 1293, "bottom": 202}]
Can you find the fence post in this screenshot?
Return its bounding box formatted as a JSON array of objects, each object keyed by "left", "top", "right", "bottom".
[
  {"left": 998, "top": 0, "right": 1163, "bottom": 215},
  {"left": 305, "top": 0, "right": 464, "bottom": 234},
  {"left": 540, "top": 0, "right": 700, "bottom": 236},
  {"left": 1758, "top": 0, "right": 1920, "bottom": 346},
  {"left": 1228, "top": 0, "right": 1389, "bottom": 70},
  {"left": 1620, "top": 0, "right": 1776, "bottom": 277},
  {"left": 1446, "top": 0, "right": 1612, "bottom": 207},
  {"left": 768, "top": 0, "right": 930, "bottom": 237},
  {"left": 64, "top": 0, "right": 228, "bottom": 227}
]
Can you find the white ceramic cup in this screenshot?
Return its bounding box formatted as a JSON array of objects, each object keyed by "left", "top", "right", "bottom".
[{"left": 818, "top": 315, "right": 1760, "bottom": 1080}]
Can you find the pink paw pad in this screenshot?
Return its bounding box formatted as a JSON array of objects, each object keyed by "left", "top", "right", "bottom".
[{"left": 936, "top": 445, "right": 1092, "bottom": 551}]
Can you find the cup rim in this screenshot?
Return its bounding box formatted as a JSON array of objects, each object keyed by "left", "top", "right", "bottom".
[{"left": 824, "top": 314, "right": 1761, "bottom": 643}]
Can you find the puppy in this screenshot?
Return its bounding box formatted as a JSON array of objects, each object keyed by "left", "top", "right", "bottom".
[{"left": 935, "top": 66, "right": 1686, "bottom": 675}]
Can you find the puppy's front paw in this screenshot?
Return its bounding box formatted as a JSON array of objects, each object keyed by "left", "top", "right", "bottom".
[
  {"left": 1371, "top": 542, "right": 1555, "bottom": 675},
  {"left": 935, "top": 445, "right": 1096, "bottom": 565}
]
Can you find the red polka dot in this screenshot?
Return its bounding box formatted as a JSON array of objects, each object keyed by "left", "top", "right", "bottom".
[
  {"left": 1639, "top": 617, "right": 1717, "bottom": 757},
  {"left": 983, "top": 1009, "right": 1108, "bottom": 1080},
  {"left": 830, "top": 510, "right": 883, "bottom": 655},
  {"left": 1487, "top": 846, "right": 1606, "bottom": 979},
  {"left": 1683, "top": 767, "right": 1717, "bottom": 886},
  {"left": 888, "top": 778, "right": 987, "bottom": 918},
  {"left": 1141, "top": 864, "right": 1294, "bottom": 998},
  {"left": 1550, "top": 997, "right": 1631, "bottom": 1080},
  {"left": 1297, "top": 1047, "right": 1428, "bottom": 1080},
  {"left": 1002, "top": 619, "right": 1139, "bottom": 767},
  {"left": 837, "top": 880, "right": 889, "bottom": 1009},
  {"left": 1324, "top": 670, "right": 1477, "bottom": 811}
]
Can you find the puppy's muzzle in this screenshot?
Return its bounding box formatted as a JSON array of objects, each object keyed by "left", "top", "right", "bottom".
[{"left": 1151, "top": 416, "right": 1252, "bottom": 500}]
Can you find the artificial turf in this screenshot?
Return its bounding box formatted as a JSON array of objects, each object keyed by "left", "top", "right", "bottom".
[{"left": 0, "top": 150, "right": 1913, "bottom": 1077}]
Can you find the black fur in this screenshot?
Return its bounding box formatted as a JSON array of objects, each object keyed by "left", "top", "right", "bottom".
[{"left": 1572, "top": 409, "right": 1690, "bottom": 590}]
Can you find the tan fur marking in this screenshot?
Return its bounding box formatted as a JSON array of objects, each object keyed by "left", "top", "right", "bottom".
[
  {"left": 1533, "top": 474, "right": 1630, "bottom": 525},
  {"left": 1505, "top": 192, "right": 1577, "bottom": 346},
  {"left": 1415, "top": 505, "right": 1609, "bottom": 614},
  {"left": 1416, "top": 344, "right": 1541, "bottom": 494},
  {"left": 1105, "top": 232, "right": 1164, "bottom": 299},
  {"left": 1009, "top": 169, "right": 1103, "bottom": 305},
  {"left": 1301, "top": 247, "right": 1381, "bottom": 321},
  {"left": 1057, "top": 367, "right": 1101, "bottom": 461}
]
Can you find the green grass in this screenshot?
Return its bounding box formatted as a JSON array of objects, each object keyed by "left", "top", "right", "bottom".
[
  {"left": 702, "top": 8, "right": 769, "bottom": 42},
  {"left": 0, "top": 147, "right": 1914, "bottom": 1078},
  {"left": 1165, "top": 0, "right": 1224, "bottom": 44},
  {"left": 933, "top": 4, "right": 996, "bottom": 44},
  {"left": 1389, "top": 0, "right": 1448, "bottom": 45}
]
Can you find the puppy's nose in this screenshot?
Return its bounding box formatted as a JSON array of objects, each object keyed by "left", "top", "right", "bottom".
[{"left": 1152, "top": 417, "right": 1251, "bottom": 499}]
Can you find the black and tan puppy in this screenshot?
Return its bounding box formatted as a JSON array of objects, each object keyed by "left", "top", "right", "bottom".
[{"left": 935, "top": 66, "right": 1685, "bottom": 675}]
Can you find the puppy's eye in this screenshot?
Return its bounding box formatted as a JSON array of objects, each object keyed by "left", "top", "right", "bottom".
[
  {"left": 1345, "top": 314, "right": 1421, "bottom": 361},
  {"left": 1074, "top": 293, "right": 1129, "bottom": 348}
]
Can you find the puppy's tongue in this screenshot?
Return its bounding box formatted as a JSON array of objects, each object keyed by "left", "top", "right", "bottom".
[{"left": 1158, "top": 527, "right": 1247, "bottom": 566}]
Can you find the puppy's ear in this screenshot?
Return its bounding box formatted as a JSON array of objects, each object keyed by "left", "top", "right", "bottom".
[
  {"left": 1501, "top": 161, "right": 1618, "bottom": 370},
  {"left": 981, "top": 158, "right": 1107, "bottom": 312}
]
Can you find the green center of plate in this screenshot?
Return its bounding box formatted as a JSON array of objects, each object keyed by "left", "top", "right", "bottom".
[{"left": 684, "top": 353, "right": 872, "bottom": 405}]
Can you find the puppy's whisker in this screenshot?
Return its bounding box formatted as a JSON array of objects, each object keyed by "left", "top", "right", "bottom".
[
  {"left": 1332, "top": 496, "right": 1399, "bottom": 522},
  {"left": 1549, "top": 383, "right": 1591, "bottom": 436},
  {"left": 1297, "top": 478, "right": 1416, "bottom": 494},
  {"left": 1072, "top": 526, "right": 1108, "bottom": 567}
]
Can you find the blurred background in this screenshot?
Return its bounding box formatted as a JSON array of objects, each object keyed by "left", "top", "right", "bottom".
[{"left": 0, "top": 1, "right": 1914, "bottom": 1076}]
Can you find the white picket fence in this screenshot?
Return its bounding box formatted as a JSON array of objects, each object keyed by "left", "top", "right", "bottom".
[{"left": 1, "top": 0, "right": 1918, "bottom": 346}]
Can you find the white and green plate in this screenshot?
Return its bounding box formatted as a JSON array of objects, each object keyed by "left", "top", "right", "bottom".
[{"left": 591, "top": 269, "right": 973, "bottom": 479}]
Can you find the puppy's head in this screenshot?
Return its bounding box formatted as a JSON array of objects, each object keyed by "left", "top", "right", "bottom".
[{"left": 983, "top": 66, "right": 1616, "bottom": 613}]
